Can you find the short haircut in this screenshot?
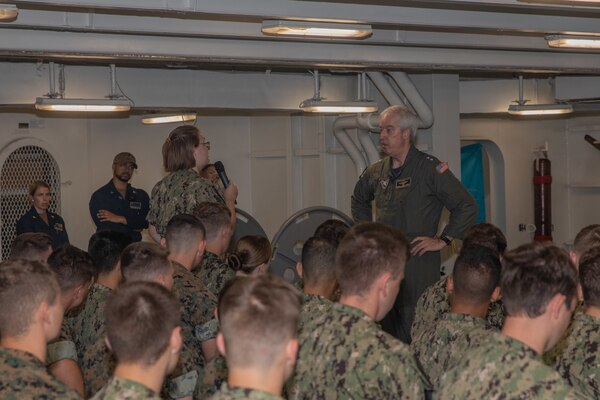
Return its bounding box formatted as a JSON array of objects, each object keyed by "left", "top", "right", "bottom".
[
  {"left": 228, "top": 235, "right": 272, "bottom": 275},
  {"left": 88, "top": 231, "right": 133, "bottom": 275},
  {"left": 47, "top": 245, "right": 96, "bottom": 292},
  {"left": 380, "top": 104, "right": 420, "bottom": 140},
  {"left": 105, "top": 282, "right": 180, "bottom": 365},
  {"left": 501, "top": 242, "right": 577, "bottom": 318},
  {"left": 28, "top": 180, "right": 50, "bottom": 197},
  {"left": 10, "top": 233, "right": 53, "bottom": 261},
  {"left": 162, "top": 125, "right": 200, "bottom": 172},
  {"left": 462, "top": 223, "right": 507, "bottom": 257},
  {"left": 578, "top": 247, "right": 600, "bottom": 308},
  {"left": 452, "top": 244, "right": 502, "bottom": 305},
  {"left": 301, "top": 236, "right": 337, "bottom": 287},
  {"left": 120, "top": 242, "right": 172, "bottom": 283},
  {"left": 0, "top": 259, "right": 59, "bottom": 337},
  {"left": 314, "top": 219, "right": 351, "bottom": 246},
  {"left": 193, "top": 202, "right": 231, "bottom": 242},
  {"left": 335, "top": 222, "right": 409, "bottom": 296},
  {"left": 573, "top": 224, "right": 600, "bottom": 258},
  {"left": 165, "top": 214, "right": 206, "bottom": 253},
  {"left": 218, "top": 275, "right": 301, "bottom": 369}
]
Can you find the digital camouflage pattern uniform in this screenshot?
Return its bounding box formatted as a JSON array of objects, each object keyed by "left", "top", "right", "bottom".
[
  {"left": 195, "top": 355, "right": 228, "bottom": 399},
  {"left": 67, "top": 283, "right": 113, "bottom": 398},
  {"left": 543, "top": 301, "right": 584, "bottom": 366},
  {"left": 294, "top": 302, "right": 429, "bottom": 400},
  {"left": 437, "top": 331, "right": 580, "bottom": 399},
  {"left": 148, "top": 169, "right": 223, "bottom": 237},
  {"left": 411, "top": 312, "right": 489, "bottom": 388},
  {"left": 555, "top": 312, "right": 600, "bottom": 399},
  {"left": 411, "top": 276, "right": 504, "bottom": 340},
  {"left": 0, "top": 347, "right": 80, "bottom": 399},
  {"left": 47, "top": 319, "right": 78, "bottom": 365},
  {"left": 298, "top": 293, "right": 333, "bottom": 332},
  {"left": 168, "top": 260, "right": 218, "bottom": 398},
  {"left": 285, "top": 293, "right": 334, "bottom": 398},
  {"left": 194, "top": 251, "right": 235, "bottom": 299},
  {"left": 91, "top": 377, "right": 161, "bottom": 400},
  {"left": 210, "top": 383, "right": 284, "bottom": 400},
  {"left": 352, "top": 147, "right": 478, "bottom": 342}
]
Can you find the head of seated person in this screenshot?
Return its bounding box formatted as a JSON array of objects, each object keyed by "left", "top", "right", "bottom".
[
  {"left": 461, "top": 222, "right": 507, "bottom": 259},
  {"left": 120, "top": 242, "right": 174, "bottom": 289},
  {"left": 313, "top": 219, "right": 351, "bottom": 247},
  {"left": 216, "top": 274, "right": 301, "bottom": 396},
  {"left": 446, "top": 244, "right": 502, "bottom": 318},
  {"left": 228, "top": 235, "right": 272, "bottom": 276},
  {"left": 193, "top": 202, "right": 232, "bottom": 256},
  {"left": 297, "top": 236, "right": 337, "bottom": 300},
  {"left": 104, "top": 281, "right": 182, "bottom": 394},
  {"left": 10, "top": 232, "right": 53, "bottom": 262},
  {"left": 47, "top": 244, "right": 96, "bottom": 313},
  {"left": 335, "top": 222, "right": 409, "bottom": 322},
  {"left": 88, "top": 230, "right": 133, "bottom": 289},
  {"left": 572, "top": 224, "right": 600, "bottom": 267},
  {"left": 162, "top": 213, "right": 206, "bottom": 271}
]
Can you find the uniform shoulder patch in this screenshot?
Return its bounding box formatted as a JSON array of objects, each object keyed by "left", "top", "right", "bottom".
[{"left": 436, "top": 162, "right": 449, "bottom": 174}]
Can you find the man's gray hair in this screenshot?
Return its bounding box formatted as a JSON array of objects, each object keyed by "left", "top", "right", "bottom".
[{"left": 380, "top": 105, "right": 420, "bottom": 141}]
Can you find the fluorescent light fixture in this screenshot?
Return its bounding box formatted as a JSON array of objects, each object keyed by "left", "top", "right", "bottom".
[
  {"left": 35, "top": 97, "right": 131, "bottom": 112},
  {"left": 300, "top": 99, "right": 378, "bottom": 113},
  {"left": 507, "top": 103, "right": 573, "bottom": 115},
  {"left": 547, "top": 34, "right": 600, "bottom": 49},
  {"left": 262, "top": 20, "right": 372, "bottom": 39},
  {"left": 142, "top": 113, "right": 197, "bottom": 124},
  {"left": 0, "top": 4, "right": 18, "bottom": 21}
]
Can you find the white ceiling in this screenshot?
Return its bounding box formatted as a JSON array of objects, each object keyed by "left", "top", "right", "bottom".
[{"left": 1, "top": 0, "right": 600, "bottom": 75}]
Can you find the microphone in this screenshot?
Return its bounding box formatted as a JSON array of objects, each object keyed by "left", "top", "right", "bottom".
[{"left": 214, "top": 161, "right": 230, "bottom": 188}]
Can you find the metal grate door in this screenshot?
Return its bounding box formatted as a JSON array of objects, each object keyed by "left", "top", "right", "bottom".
[{"left": 1, "top": 145, "right": 61, "bottom": 260}]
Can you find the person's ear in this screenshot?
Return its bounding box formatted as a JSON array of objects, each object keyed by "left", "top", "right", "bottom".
[
  {"left": 446, "top": 276, "right": 454, "bottom": 295},
  {"left": 160, "top": 237, "right": 167, "bottom": 248},
  {"left": 36, "top": 301, "right": 50, "bottom": 327},
  {"left": 286, "top": 338, "right": 299, "bottom": 366},
  {"left": 569, "top": 251, "right": 578, "bottom": 269},
  {"left": 198, "top": 239, "right": 207, "bottom": 255},
  {"left": 216, "top": 332, "right": 226, "bottom": 357},
  {"left": 548, "top": 293, "right": 568, "bottom": 320},
  {"left": 104, "top": 336, "right": 113, "bottom": 352},
  {"left": 213, "top": 307, "right": 219, "bottom": 322},
  {"left": 490, "top": 286, "right": 501, "bottom": 302},
  {"left": 170, "top": 326, "right": 183, "bottom": 355},
  {"left": 296, "top": 262, "right": 303, "bottom": 279},
  {"left": 577, "top": 283, "right": 584, "bottom": 302}
]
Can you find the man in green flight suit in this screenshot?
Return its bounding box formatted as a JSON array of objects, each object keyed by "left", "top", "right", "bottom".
[{"left": 351, "top": 104, "right": 477, "bottom": 343}]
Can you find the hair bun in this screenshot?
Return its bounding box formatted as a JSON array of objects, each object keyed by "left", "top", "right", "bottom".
[{"left": 227, "top": 253, "right": 242, "bottom": 271}]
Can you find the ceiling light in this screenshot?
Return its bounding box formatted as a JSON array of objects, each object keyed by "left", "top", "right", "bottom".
[
  {"left": 35, "top": 97, "right": 131, "bottom": 112},
  {"left": 35, "top": 63, "right": 132, "bottom": 112},
  {"left": 262, "top": 20, "right": 372, "bottom": 39},
  {"left": 0, "top": 4, "right": 18, "bottom": 21},
  {"left": 546, "top": 34, "right": 600, "bottom": 49},
  {"left": 300, "top": 70, "right": 378, "bottom": 114},
  {"left": 507, "top": 75, "right": 573, "bottom": 116},
  {"left": 142, "top": 113, "right": 197, "bottom": 124},
  {"left": 300, "top": 99, "right": 378, "bottom": 113},
  {"left": 507, "top": 103, "right": 574, "bottom": 115}
]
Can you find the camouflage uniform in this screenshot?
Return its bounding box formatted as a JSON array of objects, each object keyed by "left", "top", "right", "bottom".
[
  {"left": 556, "top": 313, "right": 600, "bottom": 399},
  {"left": 544, "top": 301, "right": 585, "bottom": 366},
  {"left": 47, "top": 320, "right": 77, "bottom": 365},
  {"left": 195, "top": 355, "right": 228, "bottom": 399},
  {"left": 298, "top": 293, "right": 333, "bottom": 332},
  {"left": 168, "top": 261, "right": 218, "bottom": 398},
  {"left": 437, "top": 331, "right": 579, "bottom": 399},
  {"left": 210, "top": 383, "right": 283, "bottom": 399},
  {"left": 352, "top": 147, "right": 478, "bottom": 341},
  {"left": 68, "top": 283, "right": 113, "bottom": 398},
  {"left": 411, "top": 276, "right": 504, "bottom": 340},
  {"left": 148, "top": 169, "right": 223, "bottom": 237},
  {"left": 294, "top": 302, "right": 429, "bottom": 399},
  {"left": 411, "top": 312, "right": 489, "bottom": 387},
  {"left": 91, "top": 376, "right": 161, "bottom": 399},
  {"left": 0, "top": 347, "right": 80, "bottom": 399},
  {"left": 194, "top": 251, "right": 235, "bottom": 299}
]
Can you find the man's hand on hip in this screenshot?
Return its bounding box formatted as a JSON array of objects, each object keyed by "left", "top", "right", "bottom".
[{"left": 410, "top": 236, "right": 446, "bottom": 256}]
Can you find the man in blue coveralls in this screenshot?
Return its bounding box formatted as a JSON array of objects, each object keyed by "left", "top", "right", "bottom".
[{"left": 89, "top": 152, "right": 150, "bottom": 242}]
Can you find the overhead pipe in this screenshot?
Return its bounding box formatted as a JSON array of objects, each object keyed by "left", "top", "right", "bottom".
[
  {"left": 387, "top": 71, "right": 434, "bottom": 128},
  {"left": 333, "top": 116, "right": 368, "bottom": 177}
]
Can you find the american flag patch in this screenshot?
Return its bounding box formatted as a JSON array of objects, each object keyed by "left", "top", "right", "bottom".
[{"left": 436, "top": 162, "right": 449, "bottom": 174}]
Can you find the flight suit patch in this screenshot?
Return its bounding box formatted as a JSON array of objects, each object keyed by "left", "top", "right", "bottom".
[
  {"left": 395, "top": 177, "right": 411, "bottom": 189},
  {"left": 436, "top": 162, "right": 449, "bottom": 174},
  {"left": 54, "top": 223, "right": 64, "bottom": 232},
  {"left": 380, "top": 179, "right": 389, "bottom": 190},
  {"left": 129, "top": 201, "right": 142, "bottom": 210}
]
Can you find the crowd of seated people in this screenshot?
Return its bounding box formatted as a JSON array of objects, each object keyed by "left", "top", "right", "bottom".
[{"left": 3, "top": 124, "right": 599, "bottom": 399}]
